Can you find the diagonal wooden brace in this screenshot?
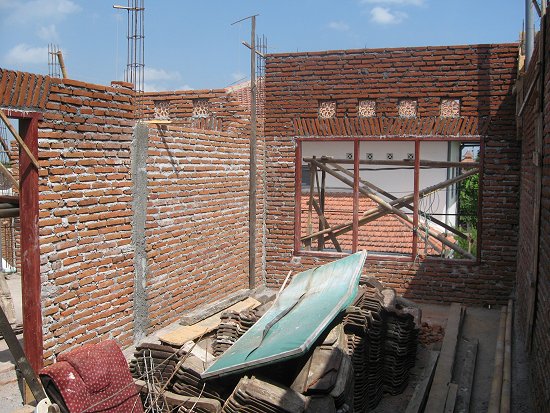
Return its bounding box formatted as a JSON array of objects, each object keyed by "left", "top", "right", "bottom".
[
  {"left": 306, "top": 159, "right": 475, "bottom": 259},
  {"left": 0, "top": 110, "right": 39, "bottom": 169},
  {"left": 302, "top": 163, "right": 478, "bottom": 242}
]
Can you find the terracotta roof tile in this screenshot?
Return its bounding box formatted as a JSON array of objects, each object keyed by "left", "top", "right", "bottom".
[{"left": 301, "top": 192, "right": 455, "bottom": 256}]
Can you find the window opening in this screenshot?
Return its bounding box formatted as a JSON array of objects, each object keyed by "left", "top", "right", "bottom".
[{"left": 297, "top": 138, "right": 480, "bottom": 261}]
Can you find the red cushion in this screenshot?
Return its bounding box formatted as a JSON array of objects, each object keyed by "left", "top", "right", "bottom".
[{"left": 40, "top": 340, "right": 143, "bottom": 413}]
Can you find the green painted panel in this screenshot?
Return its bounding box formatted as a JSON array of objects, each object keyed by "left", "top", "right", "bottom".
[{"left": 202, "top": 251, "right": 367, "bottom": 379}]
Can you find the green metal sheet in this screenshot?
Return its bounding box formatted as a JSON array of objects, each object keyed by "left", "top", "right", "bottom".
[{"left": 202, "top": 251, "right": 367, "bottom": 379}]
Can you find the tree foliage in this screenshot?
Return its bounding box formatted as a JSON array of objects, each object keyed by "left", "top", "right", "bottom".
[{"left": 458, "top": 173, "right": 478, "bottom": 228}]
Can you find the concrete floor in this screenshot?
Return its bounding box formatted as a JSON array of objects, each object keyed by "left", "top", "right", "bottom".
[{"left": 0, "top": 272, "right": 23, "bottom": 412}]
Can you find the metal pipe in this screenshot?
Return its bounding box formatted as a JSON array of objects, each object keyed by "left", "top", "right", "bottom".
[
  {"left": 249, "top": 15, "right": 257, "bottom": 290},
  {"left": 526, "top": 0, "right": 535, "bottom": 66}
]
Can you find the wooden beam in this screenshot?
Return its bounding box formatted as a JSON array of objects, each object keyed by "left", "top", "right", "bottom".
[
  {"left": 500, "top": 300, "right": 513, "bottom": 413},
  {"left": 405, "top": 350, "right": 440, "bottom": 413},
  {"left": 425, "top": 303, "right": 465, "bottom": 413},
  {"left": 0, "top": 195, "right": 18, "bottom": 205},
  {"left": 304, "top": 156, "right": 479, "bottom": 169},
  {"left": 455, "top": 338, "right": 478, "bottom": 413},
  {"left": 329, "top": 161, "right": 469, "bottom": 241},
  {"left": 159, "top": 297, "right": 261, "bottom": 346},
  {"left": 310, "top": 197, "right": 342, "bottom": 252},
  {"left": 488, "top": 306, "right": 507, "bottom": 413},
  {"left": 444, "top": 383, "right": 459, "bottom": 413},
  {"left": 0, "top": 110, "right": 39, "bottom": 169}
]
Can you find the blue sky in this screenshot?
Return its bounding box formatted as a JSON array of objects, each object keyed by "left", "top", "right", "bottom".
[{"left": 0, "top": 1, "right": 526, "bottom": 91}]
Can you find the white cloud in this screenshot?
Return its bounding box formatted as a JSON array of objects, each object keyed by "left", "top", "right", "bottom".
[
  {"left": 328, "top": 21, "right": 350, "bottom": 31},
  {"left": 144, "top": 83, "right": 159, "bottom": 93},
  {"left": 143, "top": 67, "right": 185, "bottom": 92},
  {"left": 144, "top": 67, "right": 181, "bottom": 82},
  {"left": 5, "top": 43, "right": 48, "bottom": 65},
  {"left": 3, "top": 0, "right": 80, "bottom": 24},
  {"left": 37, "top": 24, "right": 59, "bottom": 41},
  {"left": 361, "top": 0, "right": 424, "bottom": 5},
  {"left": 177, "top": 85, "right": 193, "bottom": 91},
  {"left": 231, "top": 72, "right": 246, "bottom": 82},
  {"left": 370, "top": 7, "right": 407, "bottom": 24}
]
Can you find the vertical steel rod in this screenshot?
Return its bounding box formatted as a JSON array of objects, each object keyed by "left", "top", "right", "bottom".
[
  {"left": 249, "top": 15, "right": 257, "bottom": 290},
  {"left": 352, "top": 140, "right": 360, "bottom": 252},
  {"left": 412, "top": 140, "right": 420, "bottom": 258},
  {"left": 294, "top": 143, "right": 302, "bottom": 255}
]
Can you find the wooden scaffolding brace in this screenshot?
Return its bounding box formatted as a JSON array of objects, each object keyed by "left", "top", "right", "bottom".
[{"left": 301, "top": 156, "right": 478, "bottom": 260}]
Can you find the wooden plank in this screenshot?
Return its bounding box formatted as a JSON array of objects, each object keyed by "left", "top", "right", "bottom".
[
  {"left": 455, "top": 338, "right": 478, "bottom": 413},
  {"left": 488, "top": 306, "right": 507, "bottom": 413},
  {"left": 501, "top": 300, "right": 513, "bottom": 413},
  {"left": 159, "top": 297, "right": 261, "bottom": 346},
  {"left": 425, "top": 303, "right": 465, "bottom": 413},
  {"left": 444, "top": 383, "right": 459, "bottom": 413},
  {"left": 405, "top": 350, "right": 440, "bottom": 413}
]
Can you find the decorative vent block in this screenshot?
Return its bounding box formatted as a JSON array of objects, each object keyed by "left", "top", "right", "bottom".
[
  {"left": 398, "top": 100, "right": 417, "bottom": 118},
  {"left": 318, "top": 101, "right": 337, "bottom": 119},
  {"left": 407, "top": 153, "right": 414, "bottom": 160},
  {"left": 193, "top": 99, "right": 211, "bottom": 117},
  {"left": 440, "top": 99, "right": 460, "bottom": 118},
  {"left": 387, "top": 153, "right": 394, "bottom": 160},
  {"left": 346, "top": 153, "right": 353, "bottom": 160},
  {"left": 358, "top": 100, "right": 376, "bottom": 117},
  {"left": 366, "top": 153, "right": 373, "bottom": 160},
  {"left": 153, "top": 101, "right": 170, "bottom": 120}
]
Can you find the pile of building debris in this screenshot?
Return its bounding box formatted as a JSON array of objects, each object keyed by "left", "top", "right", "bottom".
[{"left": 129, "top": 275, "right": 421, "bottom": 413}]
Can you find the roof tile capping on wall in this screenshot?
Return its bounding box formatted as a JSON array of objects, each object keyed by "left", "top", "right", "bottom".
[
  {"left": 0, "top": 69, "right": 58, "bottom": 110},
  {"left": 264, "top": 43, "right": 519, "bottom": 306}
]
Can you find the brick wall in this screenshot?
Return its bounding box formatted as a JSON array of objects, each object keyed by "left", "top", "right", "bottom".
[
  {"left": 1, "top": 69, "right": 261, "bottom": 360},
  {"left": 145, "top": 126, "right": 251, "bottom": 331},
  {"left": 515, "top": 14, "right": 550, "bottom": 412},
  {"left": 142, "top": 88, "right": 266, "bottom": 286},
  {"left": 264, "top": 44, "right": 520, "bottom": 304},
  {"left": 38, "top": 79, "right": 136, "bottom": 359}
]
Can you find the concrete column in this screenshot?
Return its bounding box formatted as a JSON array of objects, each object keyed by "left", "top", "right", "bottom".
[{"left": 131, "top": 122, "right": 150, "bottom": 342}]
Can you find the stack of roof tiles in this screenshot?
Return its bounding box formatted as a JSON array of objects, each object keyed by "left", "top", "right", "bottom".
[
  {"left": 341, "top": 277, "right": 419, "bottom": 412},
  {"left": 290, "top": 325, "right": 354, "bottom": 412},
  {"left": 213, "top": 309, "right": 260, "bottom": 356},
  {"left": 128, "top": 277, "right": 418, "bottom": 413},
  {"left": 171, "top": 353, "right": 226, "bottom": 405},
  {"left": 222, "top": 376, "right": 307, "bottom": 413},
  {"left": 383, "top": 313, "right": 418, "bottom": 395}
]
